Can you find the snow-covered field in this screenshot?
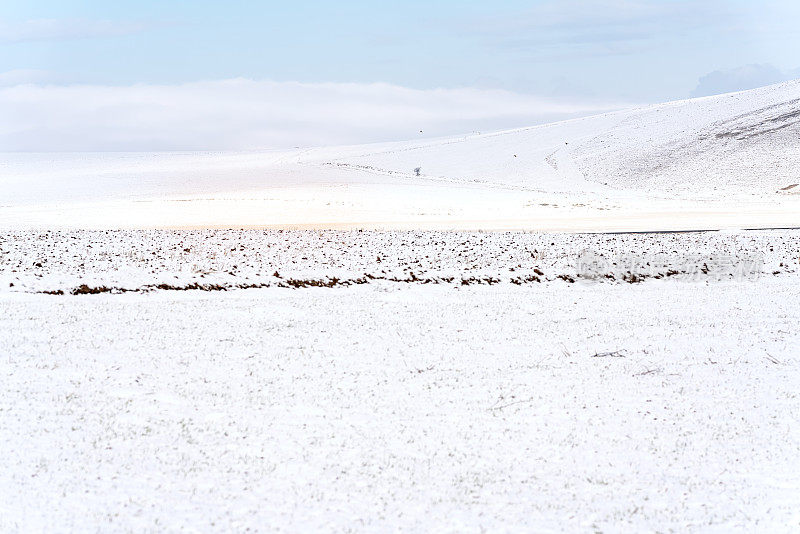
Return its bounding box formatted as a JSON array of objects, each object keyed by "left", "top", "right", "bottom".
[
  {"left": 2, "top": 230, "right": 799, "bottom": 531},
  {"left": 2, "top": 80, "right": 800, "bottom": 231},
  {"left": 2, "top": 81, "right": 800, "bottom": 531},
  {"left": 1, "top": 229, "right": 799, "bottom": 294}
]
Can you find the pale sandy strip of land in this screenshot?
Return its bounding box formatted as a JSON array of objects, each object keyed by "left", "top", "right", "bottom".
[{"left": 1, "top": 183, "right": 798, "bottom": 232}]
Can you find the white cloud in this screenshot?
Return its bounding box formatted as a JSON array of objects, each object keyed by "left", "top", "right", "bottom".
[
  {"left": 0, "top": 79, "right": 629, "bottom": 151},
  {"left": 691, "top": 64, "right": 794, "bottom": 97},
  {"left": 0, "top": 69, "right": 55, "bottom": 86},
  {"left": 0, "top": 18, "right": 149, "bottom": 43}
]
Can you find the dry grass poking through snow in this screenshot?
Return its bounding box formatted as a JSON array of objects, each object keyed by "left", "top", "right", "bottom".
[{"left": 1, "top": 230, "right": 799, "bottom": 531}]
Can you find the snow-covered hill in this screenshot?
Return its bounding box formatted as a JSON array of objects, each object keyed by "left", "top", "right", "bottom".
[
  {"left": 303, "top": 79, "right": 800, "bottom": 195},
  {"left": 1, "top": 80, "right": 799, "bottom": 230}
]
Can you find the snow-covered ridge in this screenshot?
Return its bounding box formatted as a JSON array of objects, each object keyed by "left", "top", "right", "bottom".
[
  {"left": 302, "top": 79, "right": 800, "bottom": 195},
  {"left": 1, "top": 81, "right": 799, "bottom": 230}
]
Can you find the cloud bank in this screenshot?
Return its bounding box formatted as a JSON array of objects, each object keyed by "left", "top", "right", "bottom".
[
  {"left": 0, "top": 79, "right": 627, "bottom": 151},
  {"left": 692, "top": 64, "right": 800, "bottom": 97},
  {"left": 0, "top": 69, "right": 54, "bottom": 86}
]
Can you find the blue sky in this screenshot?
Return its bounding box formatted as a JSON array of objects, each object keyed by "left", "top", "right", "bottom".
[
  {"left": 3, "top": 0, "right": 799, "bottom": 99},
  {"left": 2, "top": 1, "right": 800, "bottom": 150}
]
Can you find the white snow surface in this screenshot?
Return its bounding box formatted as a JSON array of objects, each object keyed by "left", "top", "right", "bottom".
[
  {"left": 315, "top": 80, "right": 800, "bottom": 195},
  {"left": 3, "top": 80, "right": 800, "bottom": 530},
  {"left": 2, "top": 229, "right": 800, "bottom": 531},
  {"left": 2, "top": 81, "right": 800, "bottom": 230},
  {"left": 1, "top": 229, "right": 799, "bottom": 293}
]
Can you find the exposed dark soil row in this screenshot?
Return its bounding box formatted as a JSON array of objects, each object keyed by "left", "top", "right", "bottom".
[{"left": 31, "top": 266, "right": 772, "bottom": 295}]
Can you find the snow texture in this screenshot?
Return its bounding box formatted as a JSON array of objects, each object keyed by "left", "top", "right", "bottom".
[
  {"left": 2, "top": 81, "right": 800, "bottom": 531},
  {"left": 2, "top": 81, "right": 800, "bottom": 231},
  {"left": 1, "top": 230, "right": 800, "bottom": 532}
]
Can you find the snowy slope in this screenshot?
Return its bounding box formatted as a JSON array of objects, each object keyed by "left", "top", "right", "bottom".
[
  {"left": 1, "top": 80, "right": 799, "bottom": 230},
  {"left": 302, "top": 79, "right": 800, "bottom": 195}
]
